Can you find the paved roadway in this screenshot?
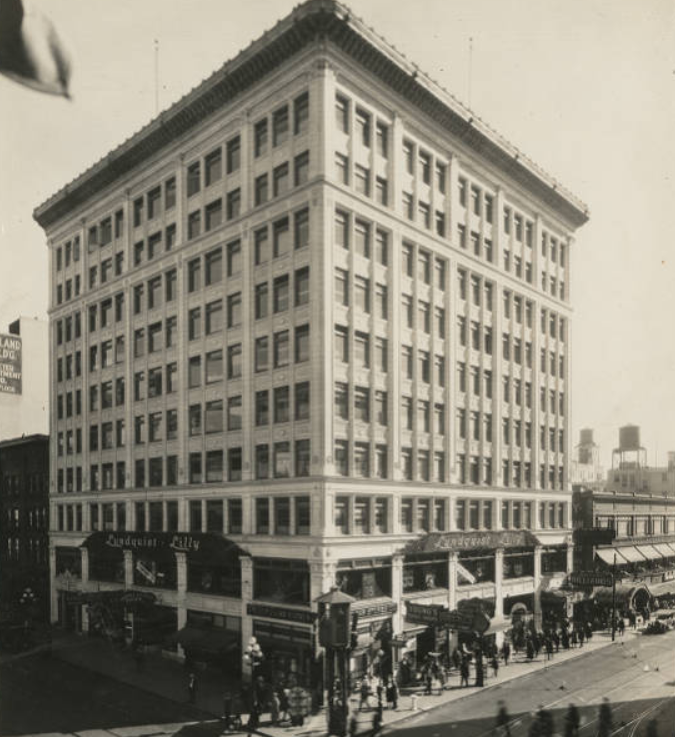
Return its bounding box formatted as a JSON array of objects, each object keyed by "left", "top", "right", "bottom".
[
  {"left": 384, "top": 630, "right": 675, "bottom": 737},
  {"left": 0, "top": 652, "right": 214, "bottom": 737}
]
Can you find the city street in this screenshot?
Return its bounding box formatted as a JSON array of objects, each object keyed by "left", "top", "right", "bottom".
[
  {"left": 0, "top": 651, "right": 212, "bottom": 737},
  {"left": 382, "top": 630, "right": 675, "bottom": 737}
]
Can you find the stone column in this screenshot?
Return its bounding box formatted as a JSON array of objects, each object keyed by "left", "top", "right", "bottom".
[
  {"left": 448, "top": 551, "right": 459, "bottom": 651},
  {"left": 391, "top": 555, "right": 404, "bottom": 634},
  {"left": 80, "top": 547, "right": 90, "bottom": 588},
  {"left": 49, "top": 545, "right": 58, "bottom": 623},
  {"left": 533, "top": 545, "right": 542, "bottom": 629},
  {"left": 494, "top": 549, "right": 504, "bottom": 618},
  {"left": 241, "top": 556, "right": 254, "bottom": 682},
  {"left": 175, "top": 551, "right": 188, "bottom": 659},
  {"left": 123, "top": 550, "right": 133, "bottom": 589},
  {"left": 448, "top": 552, "right": 458, "bottom": 610},
  {"left": 566, "top": 542, "right": 574, "bottom": 573},
  {"left": 494, "top": 548, "right": 505, "bottom": 646}
]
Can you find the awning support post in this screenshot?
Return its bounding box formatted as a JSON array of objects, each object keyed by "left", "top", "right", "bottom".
[{"left": 611, "top": 553, "right": 617, "bottom": 642}]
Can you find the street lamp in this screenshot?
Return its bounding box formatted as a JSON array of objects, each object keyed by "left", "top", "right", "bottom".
[
  {"left": 316, "top": 587, "right": 357, "bottom": 737},
  {"left": 243, "top": 635, "right": 264, "bottom": 672}
]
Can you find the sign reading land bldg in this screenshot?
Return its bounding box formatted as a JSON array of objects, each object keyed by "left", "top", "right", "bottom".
[{"left": 0, "top": 333, "right": 22, "bottom": 395}]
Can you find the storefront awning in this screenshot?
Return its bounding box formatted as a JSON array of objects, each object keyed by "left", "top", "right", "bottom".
[
  {"left": 637, "top": 545, "right": 664, "bottom": 561},
  {"left": 666, "top": 543, "right": 675, "bottom": 556},
  {"left": 484, "top": 617, "right": 513, "bottom": 635},
  {"left": 534, "top": 532, "right": 572, "bottom": 547},
  {"left": 613, "top": 546, "right": 647, "bottom": 563},
  {"left": 648, "top": 579, "right": 675, "bottom": 598},
  {"left": 596, "top": 548, "right": 622, "bottom": 566},
  {"left": 651, "top": 543, "right": 675, "bottom": 558}
]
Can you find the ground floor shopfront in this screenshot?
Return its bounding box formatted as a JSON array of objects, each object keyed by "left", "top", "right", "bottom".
[{"left": 50, "top": 528, "right": 573, "bottom": 687}]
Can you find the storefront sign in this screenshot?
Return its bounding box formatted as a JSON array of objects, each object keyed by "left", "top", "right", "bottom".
[
  {"left": 405, "top": 529, "right": 538, "bottom": 554},
  {"left": 104, "top": 532, "right": 202, "bottom": 553},
  {"left": 81, "top": 531, "right": 245, "bottom": 562},
  {"left": 569, "top": 571, "right": 613, "bottom": 588},
  {"left": 405, "top": 602, "right": 444, "bottom": 625},
  {"left": 353, "top": 601, "right": 397, "bottom": 619},
  {"left": 0, "top": 333, "right": 22, "bottom": 395},
  {"left": 247, "top": 603, "right": 316, "bottom": 624}
]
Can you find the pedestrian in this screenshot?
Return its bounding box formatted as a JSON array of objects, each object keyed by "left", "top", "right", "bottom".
[
  {"left": 502, "top": 640, "right": 511, "bottom": 666},
  {"left": 475, "top": 651, "right": 484, "bottom": 688},
  {"left": 460, "top": 656, "right": 470, "bottom": 687},
  {"left": 452, "top": 647, "right": 461, "bottom": 671},
  {"left": 526, "top": 637, "right": 535, "bottom": 661},
  {"left": 424, "top": 669, "right": 433, "bottom": 695},
  {"left": 376, "top": 677, "right": 383, "bottom": 707},
  {"left": 571, "top": 629, "right": 578, "bottom": 648},
  {"left": 618, "top": 618, "right": 625, "bottom": 637},
  {"left": 491, "top": 652, "right": 499, "bottom": 678},
  {"left": 598, "top": 698, "right": 613, "bottom": 737},
  {"left": 545, "top": 639, "right": 553, "bottom": 661},
  {"left": 348, "top": 713, "right": 358, "bottom": 737},
  {"left": 386, "top": 677, "right": 398, "bottom": 710},
  {"left": 553, "top": 631, "right": 560, "bottom": 653},
  {"left": 372, "top": 704, "right": 383, "bottom": 736},
  {"left": 270, "top": 688, "right": 280, "bottom": 726},
  {"left": 578, "top": 628, "right": 585, "bottom": 647},
  {"left": 359, "top": 678, "right": 370, "bottom": 711},
  {"left": 187, "top": 672, "right": 197, "bottom": 704},
  {"left": 496, "top": 700, "right": 512, "bottom": 737},
  {"left": 564, "top": 703, "right": 580, "bottom": 737}
]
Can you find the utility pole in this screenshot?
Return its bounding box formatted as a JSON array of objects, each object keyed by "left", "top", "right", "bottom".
[{"left": 611, "top": 552, "right": 617, "bottom": 642}]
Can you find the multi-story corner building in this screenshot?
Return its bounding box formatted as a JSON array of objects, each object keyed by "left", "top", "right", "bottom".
[
  {"left": 0, "top": 435, "right": 50, "bottom": 627},
  {"left": 34, "top": 1, "right": 588, "bottom": 681}
]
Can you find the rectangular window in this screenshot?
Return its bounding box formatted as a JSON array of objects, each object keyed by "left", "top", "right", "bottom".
[
  {"left": 254, "top": 118, "right": 268, "bottom": 157},
  {"left": 255, "top": 173, "right": 268, "bottom": 206},
  {"left": 273, "top": 105, "right": 289, "bottom": 146},
  {"left": 294, "top": 150, "right": 310, "bottom": 186},
  {"left": 274, "top": 330, "right": 290, "bottom": 367}
]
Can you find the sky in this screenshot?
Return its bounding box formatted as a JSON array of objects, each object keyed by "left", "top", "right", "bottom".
[{"left": 1, "top": 0, "right": 673, "bottom": 469}]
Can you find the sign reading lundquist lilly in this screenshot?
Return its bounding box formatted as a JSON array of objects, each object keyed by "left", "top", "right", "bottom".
[{"left": 0, "top": 333, "right": 22, "bottom": 395}]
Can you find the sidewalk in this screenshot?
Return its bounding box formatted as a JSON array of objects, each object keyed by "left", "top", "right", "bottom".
[{"left": 50, "top": 628, "right": 640, "bottom": 737}]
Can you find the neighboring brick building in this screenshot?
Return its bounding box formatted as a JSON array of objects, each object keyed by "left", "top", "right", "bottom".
[
  {"left": 34, "top": 1, "right": 588, "bottom": 681},
  {"left": 0, "top": 434, "right": 50, "bottom": 626}
]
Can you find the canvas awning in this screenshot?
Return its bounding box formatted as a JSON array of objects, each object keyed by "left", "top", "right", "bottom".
[
  {"left": 648, "top": 580, "right": 675, "bottom": 597},
  {"left": 596, "top": 548, "right": 621, "bottom": 566},
  {"left": 534, "top": 532, "right": 572, "bottom": 547},
  {"left": 613, "top": 546, "right": 647, "bottom": 563},
  {"left": 483, "top": 617, "right": 513, "bottom": 635},
  {"left": 651, "top": 543, "right": 675, "bottom": 558},
  {"left": 666, "top": 543, "right": 675, "bottom": 556},
  {"left": 637, "top": 545, "right": 664, "bottom": 561}
]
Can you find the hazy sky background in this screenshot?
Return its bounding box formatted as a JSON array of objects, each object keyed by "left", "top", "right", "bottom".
[{"left": 1, "top": 0, "right": 673, "bottom": 469}]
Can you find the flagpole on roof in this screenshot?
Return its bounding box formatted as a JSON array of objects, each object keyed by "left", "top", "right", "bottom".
[{"left": 154, "top": 39, "right": 159, "bottom": 115}]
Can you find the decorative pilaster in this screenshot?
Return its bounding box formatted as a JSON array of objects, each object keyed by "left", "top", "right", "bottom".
[
  {"left": 494, "top": 549, "right": 504, "bottom": 617},
  {"left": 448, "top": 551, "right": 458, "bottom": 611},
  {"left": 533, "top": 545, "right": 542, "bottom": 628},
  {"left": 80, "top": 547, "right": 89, "bottom": 588},
  {"left": 49, "top": 545, "right": 58, "bottom": 623},
  {"left": 391, "top": 554, "right": 404, "bottom": 634}
]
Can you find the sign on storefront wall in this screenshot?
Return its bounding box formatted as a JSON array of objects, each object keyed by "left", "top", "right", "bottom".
[
  {"left": 247, "top": 603, "right": 316, "bottom": 625},
  {"left": 353, "top": 601, "right": 398, "bottom": 619},
  {"left": 0, "top": 333, "right": 22, "bottom": 395},
  {"left": 569, "top": 571, "right": 613, "bottom": 588}
]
